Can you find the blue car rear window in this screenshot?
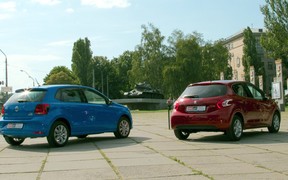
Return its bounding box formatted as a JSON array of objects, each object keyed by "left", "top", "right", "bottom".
[
  {"left": 180, "top": 84, "right": 227, "bottom": 98},
  {"left": 7, "top": 89, "right": 47, "bottom": 103}
]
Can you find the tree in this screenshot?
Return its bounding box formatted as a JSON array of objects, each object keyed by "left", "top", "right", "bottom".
[
  {"left": 127, "top": 50, "right": 145, "bottom": 87},
  {"left": 129, "top": 23, "right": 168, "bottom": 91},
  {"left": 111, "top": 51, "right": 134, "bottom": 96},
  {"left": 71, "top": 37, "right": 93, "bottom": 86},
  {"left": 91, "top": 56, "right": 110, "bottom": 94},
  {"left": 242, "top": 27, "right": 264, "bottom": 82},
  {"left": 202, "top": 41, "right": 232, "bottom": 81},
  {"left": 163, "top": 31, "right": 202, "bottom": 97},
  {"left": 261, "top": 0, "right": 288, "bottom": 65},
  {"left": 44, "top": 66, "right": 79, "bottom": 85}
]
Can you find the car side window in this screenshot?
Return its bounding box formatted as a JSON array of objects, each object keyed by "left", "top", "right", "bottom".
[
  {"left": 56, "top": 89, "right": 82, "bottom": 103},
  {"left": 83, "top": 89, "right": 106, "bottom": 104},
  {"left": 247, "top": 84, "right": 264, "bottom": 100},
  {"left": 232, "top": 84, "right": 247, "bottom": 97}
]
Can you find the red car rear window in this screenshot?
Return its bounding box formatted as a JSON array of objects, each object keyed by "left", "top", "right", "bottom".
[{"left": 180, "top": 84, "right": 227, "bottom": 98}]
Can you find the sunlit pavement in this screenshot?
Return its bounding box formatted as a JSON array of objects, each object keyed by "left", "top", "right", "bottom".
[{"left": 0, "top": 111, "right": 288, "bottom": 180}]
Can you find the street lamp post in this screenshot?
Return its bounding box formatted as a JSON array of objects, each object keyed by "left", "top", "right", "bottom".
[
  {"left": 20, "top": 70, "right": 35, "bottom": 87},
  {"left": 0, "top": 49, "right": 8, "bottom": 87}
]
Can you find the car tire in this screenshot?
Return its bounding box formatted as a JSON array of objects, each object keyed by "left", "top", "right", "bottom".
[
  {"left": 47, "top": 121, "right": 69, "bottom": 147},
  {"left": 174, "top": 129, "right": 190, "bottom": 140},
  {"left": 227, "top": 115, "right": 243, "bottom": 141},
  {"left": 4, "top": 135, "right": 25, "bottom": 146},
  {"left": 114, "top": 117, "right": 131, "bottom": 138},
  {"left": 268, "top": 112, "right": 280, "bottom": 133}
]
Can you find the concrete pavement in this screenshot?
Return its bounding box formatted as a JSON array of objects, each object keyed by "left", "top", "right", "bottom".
[{"left": 0, "top": 111, "right": 288, "bottom": 180}]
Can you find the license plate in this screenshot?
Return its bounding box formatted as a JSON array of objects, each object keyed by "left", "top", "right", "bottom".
[
  {"left": 186, "top": 106, "right": 206, "bottom": 112},
  {"left": 7, "top": 123, "right": 23, "bottom": 129}
]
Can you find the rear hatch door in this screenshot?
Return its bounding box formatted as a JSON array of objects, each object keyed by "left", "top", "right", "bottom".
[{"left": 3, "top": 89, "right": 47, "bottom": 120}]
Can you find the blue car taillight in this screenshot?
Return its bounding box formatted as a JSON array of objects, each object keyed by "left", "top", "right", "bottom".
[{"left": 34, "top": 104, "right": 50, "bottom": 115}]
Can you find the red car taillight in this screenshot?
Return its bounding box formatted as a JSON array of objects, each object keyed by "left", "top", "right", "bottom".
[
  {"left": 174, "top": 101, "right": 186, "bottom": 113},
  {"left": 216, "top": 99, "right": 232, "bottom": 109},
  {"left": 1, "top": 106, "right": 4, "bottom": 115},
  {"left": 34, "top": 104, "right": 50, "bottom": 115}
]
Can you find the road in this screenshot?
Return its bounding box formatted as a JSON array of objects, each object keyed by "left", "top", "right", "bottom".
[{"left": 0, "top": 111, "right": 288, "bottom": 180}]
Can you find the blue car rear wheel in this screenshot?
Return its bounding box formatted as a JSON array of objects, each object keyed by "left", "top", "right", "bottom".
[
  {"left": 4, "top": 135, "right": 25, "bottom": 146},
  {"left": 47, "top": 121, "right": 70, "bottom": 147}
]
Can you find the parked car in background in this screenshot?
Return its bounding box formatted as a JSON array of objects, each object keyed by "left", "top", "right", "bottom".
[
  {"left": 0, "top": 85, "right": 132, "bottom": 147},
  {"left": 171, "top": 80, "right": 280, "bottom": 141}
]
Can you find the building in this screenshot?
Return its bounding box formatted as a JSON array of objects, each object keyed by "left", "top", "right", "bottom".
[{"left": 223, "top": 28, "right": 275, "bottom": 94}]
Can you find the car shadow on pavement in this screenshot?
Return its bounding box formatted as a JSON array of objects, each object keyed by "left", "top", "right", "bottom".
[
  {"left": 186, "top": 131, "right": 288, "bottom": 144},
  {"left": 5, "top": 136, "right": 150, "bottom": 152}
]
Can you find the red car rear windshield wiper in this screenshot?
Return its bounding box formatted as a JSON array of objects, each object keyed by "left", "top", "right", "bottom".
[{"left": 183, "top": 95, "right": 199, "bottom": 98}]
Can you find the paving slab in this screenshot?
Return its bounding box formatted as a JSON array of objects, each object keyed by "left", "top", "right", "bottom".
[{"left": 0, "top": 111, "right": 288, "bottom": 179}]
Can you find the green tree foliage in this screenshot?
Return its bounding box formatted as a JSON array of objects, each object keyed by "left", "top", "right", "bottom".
[
  {"left": 261, "top": 0, "right": 288, "bottom": 64},
  {"left": 163, "top": 30, "right": 231, "bottom": 98},
  {"left": 163, "top": 31, "right": 202, "bottom": 97},
  {"left": 242, "top": 27, "right": 264, "bottom": 81},
  {"left": 201, "top": 41, "right": 231, "bottom": 80},
  {"left": 111, "top": 51, "right": 133, "bottom": 96},
  {"left": 71, "top": 37, "right": 93, "bottom": 86},
  {"left": 55, "top": 24, "right": 232, "bottom": 99},
  {"left": 44, "top": 66, "right": 79, "bottom": 85},
  {"left": 91, "top": 56, "right": 110, "bottom": 94},
  {"left": 129, "top": 24, "right": 168, "bottom": 90},
  {"left": 128, "top": 50, "right": 145, "bottom": 87}
]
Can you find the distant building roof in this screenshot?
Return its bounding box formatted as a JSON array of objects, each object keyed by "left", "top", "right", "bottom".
[{"left": 224, "top": 28, "right": 266, "bottom": 43}]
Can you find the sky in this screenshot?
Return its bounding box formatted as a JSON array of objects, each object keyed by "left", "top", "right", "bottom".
[{"left": 0, "top": 0, "right": 266, "bottom": 92}]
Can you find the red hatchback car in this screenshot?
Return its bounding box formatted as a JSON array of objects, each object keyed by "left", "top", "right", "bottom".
[{"left": 171, "top": 80, "right": 281, "bottom": 141}]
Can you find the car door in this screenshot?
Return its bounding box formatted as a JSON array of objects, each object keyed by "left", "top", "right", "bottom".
[
  {"left": 81, "top": 89, "right": 118, "bottom": 133},
  {"left": 245, "top": 83, "right": 270, "bottom": 127},
  {"left": 232, "top": 83, "right": 257, "bottom": 128},
  {"left": 55, "top": 88, "right": 96, "bottom": 134}
]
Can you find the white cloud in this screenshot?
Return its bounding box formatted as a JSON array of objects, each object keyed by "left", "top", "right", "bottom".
[
  {"left": 0, "top": 2, "right": 16, "bottom": 20},
  {"left": 31, "top": 0, "right": 61, "bottom": 6},
  {"left": 0, "top": 13, "right": 12, "bottom": 20},
  {"left": 0, "top": 1, "right": 16, "bottom": 12},
  {"left": 81, "top": 0, "right": 131, "bottom": 8},
  {"left": 65, "top": 8, "right": 74, "bottom": 13}
]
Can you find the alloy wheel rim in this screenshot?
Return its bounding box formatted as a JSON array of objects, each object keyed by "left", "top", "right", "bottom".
[
  {"left": 273, "top": 115, "right": 280, "bottom": 130},
  {"left": 13, "top": 138, "right": 23, "bottom": 142},
  {"left": 119, "top": 120, "right": 130, "bottom": 136},
  {"left": 234, "top": 119, "right": 242, "bottom": 138},
  {"left": 181, "top": 131, "right": 189, "bottom": 136},
  {"left": 54, "top": 125, "right": 68, "bottom": 144}
]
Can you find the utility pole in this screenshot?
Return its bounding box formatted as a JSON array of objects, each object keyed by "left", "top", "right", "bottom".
[{"left": 0, "top": 49, "right": 8, "bottom": 87}]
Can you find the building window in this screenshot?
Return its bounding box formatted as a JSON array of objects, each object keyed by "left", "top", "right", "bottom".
[{"left": 236, "top": 57, "right": 241, "bottom": 67}]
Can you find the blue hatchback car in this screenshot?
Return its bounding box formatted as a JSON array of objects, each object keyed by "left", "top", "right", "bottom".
[{"left": 0, "top": 85, "right": 133, "bottom": 147}]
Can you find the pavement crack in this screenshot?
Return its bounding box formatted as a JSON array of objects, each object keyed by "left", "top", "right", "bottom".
[
  {"left": 36, "top": 148, "right": 50, "bottom": 180},
  {"left": 93, "top": 142, "right": 123, "bottom": 180},
  {"left": 130, "top": 138, "right": 214, "bottom": 180}
]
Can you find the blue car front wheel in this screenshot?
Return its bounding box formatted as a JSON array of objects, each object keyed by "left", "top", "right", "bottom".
[{"left": 114, "top": 117, "right": 131, "bottom": 138}]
